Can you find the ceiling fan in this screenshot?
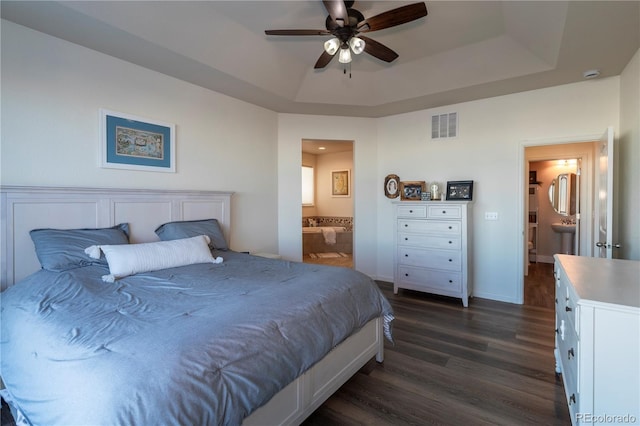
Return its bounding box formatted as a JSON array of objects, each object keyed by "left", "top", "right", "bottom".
[{"left": 265, "top": 1, "right": 428, "bottom": 69}]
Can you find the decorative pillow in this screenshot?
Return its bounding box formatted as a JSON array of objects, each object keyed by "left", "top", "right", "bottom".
[
  {"left": 155, "top": 219, "right": 228, "bottom": 251},
  {"left": 85, "top": 235, "right": 223, "bottom": 282},
  {"left": 30, "top": 223, "right": 130, "bottom": 272}
]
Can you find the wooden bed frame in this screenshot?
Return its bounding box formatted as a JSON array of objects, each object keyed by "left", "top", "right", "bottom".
[{"left": 0, "top": 186, "right": 384, "bottom": 425}]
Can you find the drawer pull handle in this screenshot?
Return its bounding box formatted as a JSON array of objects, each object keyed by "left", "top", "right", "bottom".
[
  {"left": 555, "top": 328, "right": 559, "bottom": 334},
  {"left": 409, "top": 210, "right": 413, "bottom": 213},
  {"left": 448, "top": 259, "right": 453, "bottom": 262},
  {"left": 448, "top": 226, "right": 452, "bottom": 229},
  {"left": 565, "top": 306, "right": 572, "bottom": 312},
  {"left": 448, "top": 280, "right": 453, "bottom": 283},
  {"left": 569, "top": 394, "right": 576, "bottom": 405},
  {"left": 442, "top": 210, "right": 446, "bottom": 214},
  {"left": 568, "top": 348, "right": 574, "bottom": 359},
  {"left": 404, "top": 224, "right": 408, "bottom": 227},
  {"left": 449, "top": 241, "right": 452, "bottom": 244},
  {"left": 405, "top": 237, "right": 408, "bottom": 241},
  {"left": 405, "top": 273, "right": 409, "bottom": 277},
  {"left": 405, "top": 254, "right": 409, "bottom": 257}
]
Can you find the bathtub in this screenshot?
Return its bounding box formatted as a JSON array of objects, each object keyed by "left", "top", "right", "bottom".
[{"left": 302, "top": 226, "right": 352, "bottom": 254}]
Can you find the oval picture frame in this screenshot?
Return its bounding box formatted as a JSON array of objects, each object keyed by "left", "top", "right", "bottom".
[{"left": 384, "top": 174, "right": 400, "bottom": 199}]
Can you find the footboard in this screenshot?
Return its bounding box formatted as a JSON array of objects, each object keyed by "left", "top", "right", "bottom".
[{"left": 243, "top": 316, "right": 384, "bottom": 425}]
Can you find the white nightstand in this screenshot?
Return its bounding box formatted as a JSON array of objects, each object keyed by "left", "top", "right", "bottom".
[{"left": 252, "top": 252, "right": 282, "bottom": 260}]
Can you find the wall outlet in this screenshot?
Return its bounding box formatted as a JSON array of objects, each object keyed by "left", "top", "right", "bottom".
[{"left": 485, "top": 212, "right": 499, "bottom": 220}]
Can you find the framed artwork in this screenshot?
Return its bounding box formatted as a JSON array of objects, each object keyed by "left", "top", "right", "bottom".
[
  {"left": 384, "top": 174, "right": 400, "bottom": 198},
  {"left": 331, "top": 169, "right": 350, "bottom": 197},
  {"left": 446, "top": 180, "right": 474, "bottom": 200},
  {"left": 100, "top": 109, "right": 175, "bottom": 172},
  {"left": 400, "top": 181, "right": 426, "bottom": 201}
]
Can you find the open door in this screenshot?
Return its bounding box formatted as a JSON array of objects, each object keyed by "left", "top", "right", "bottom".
[{"left": 594, "top": 127, "right": 619, "bottom": 258}]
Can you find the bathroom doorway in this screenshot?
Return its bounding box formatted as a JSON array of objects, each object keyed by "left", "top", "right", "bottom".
[
  {"left": 301, "top": 139, "right": 354, "bottom": 269},
  {"left": 521, "top": 139, "right": 597, "bottom": 308}
]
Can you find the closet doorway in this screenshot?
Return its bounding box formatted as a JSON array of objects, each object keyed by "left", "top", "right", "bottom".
[{"left": 301, "top": 139, "right": 354, "bottom": 268}]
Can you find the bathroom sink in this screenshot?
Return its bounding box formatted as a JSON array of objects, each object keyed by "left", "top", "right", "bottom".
[{"left": 551, "top": 223, "right": 576, "bottom": 234}]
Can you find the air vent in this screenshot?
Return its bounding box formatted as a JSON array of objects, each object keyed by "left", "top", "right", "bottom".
[{"left": 431, "top": 112, "right": 458, "bottom": 139}]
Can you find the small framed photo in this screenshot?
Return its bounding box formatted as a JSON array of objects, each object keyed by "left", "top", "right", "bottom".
[
  {"left": 400, "top": 181, "right": 427, "bottom": 201},
  {"left": 384, "top": 174, "right": 400, "bottom": 199},
  {"left": 446, "top": 180, "right": 474, "bottom": 200},
  {"left": 100, "top": 109, "right": 175, "bottom": 172},
  {"left": 331, "top": 169, "right": 350, "bottom": 197}
]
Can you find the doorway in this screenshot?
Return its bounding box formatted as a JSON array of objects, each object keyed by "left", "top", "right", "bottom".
[
  {"left": 519, "top": 137, "right": 599, "bottom": 307},
  {"left": 301, "top": 139, "right": 354, "bottom": 269}
]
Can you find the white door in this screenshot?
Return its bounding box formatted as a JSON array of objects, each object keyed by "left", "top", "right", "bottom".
[{"left": 595, "top": 127, "right": 616, "bottom": 258}]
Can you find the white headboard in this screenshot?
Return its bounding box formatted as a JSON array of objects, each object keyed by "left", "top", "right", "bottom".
[{"left": 1, "top": 186, "right": 233, "bottom": 290}]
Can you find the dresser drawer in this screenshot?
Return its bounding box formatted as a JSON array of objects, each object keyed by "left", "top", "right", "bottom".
[
  {"left": 427, "top": 205, "right": 462, "bottom": 219},
  {"left": 398, "top": 232, "right": 461, "bottom": 250},
  {"left": 398, "top": 220, "right": 461, "bottom": 235},
  {"left": 396, "top": 205, "right": 427, "bottom": 218},
  {"left": 397, "top": 266, "right": 462, "bottom": 292},
  {"left": 398, "top": 247, "right": 461, "bottom": 271}
]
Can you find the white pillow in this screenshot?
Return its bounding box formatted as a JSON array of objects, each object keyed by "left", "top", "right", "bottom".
[{"left": 85, "top": 235, "right": 223, "bottom": 282}]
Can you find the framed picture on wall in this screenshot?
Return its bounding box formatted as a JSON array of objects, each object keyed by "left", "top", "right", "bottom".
[
  {"left": 400, "top": 181, "right": 426, "bottom": 201},
  {"left": 331, "top": 169, "right": 350, "bottom": 197},
  {"left": 446, "top": 180, "right": 474, "bottom": 200},
  {"left": 100, "top": 109, "right": 175, "bottom": 172}
]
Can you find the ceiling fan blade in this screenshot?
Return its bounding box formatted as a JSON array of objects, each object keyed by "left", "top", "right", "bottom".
[
  {"left": 323, "top": 0, "right": 349, "bottom": 27},
  {"left": 357, "top": 2, "right": 427, "bottom": 33},
  {"left": 314, "top": 50, "right": 336, "bottom": 69},
  {"left": 265, "top": 29, "right": 330, "bottom": 36},
  {"left": 359, "top": 36, "right": 399, "bottom": 63}
]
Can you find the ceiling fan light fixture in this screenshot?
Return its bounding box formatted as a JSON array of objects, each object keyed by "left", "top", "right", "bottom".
[
  {"left": 338, "top": 47, "right": 352, "bottom": 64},
  {"left": 323, "top": 37, "right": 340, "bottom": 55},
  {"left": 349, "top": 37, "right": 365, "bottom": 54}
]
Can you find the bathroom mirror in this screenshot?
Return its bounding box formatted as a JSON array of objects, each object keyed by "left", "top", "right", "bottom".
[{"left": 548, "top": 173, "right": 576, "bottom": 215}]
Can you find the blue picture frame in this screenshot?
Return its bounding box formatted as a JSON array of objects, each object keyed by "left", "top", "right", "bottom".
[{"left": 100, "top": 109, "right": 175, "bottom": 172}]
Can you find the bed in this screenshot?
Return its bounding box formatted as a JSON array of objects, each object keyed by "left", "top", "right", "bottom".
[{"left": 0, "top": 186, "right": 393, "bottom": 426}]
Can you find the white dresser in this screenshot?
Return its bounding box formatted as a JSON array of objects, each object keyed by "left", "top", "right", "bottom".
[
  {"left": 554, "top": 255, "right": 640, "bottom": 425},
  {"left": 393, "top": 201, "right": 472, "bottom": 307}
]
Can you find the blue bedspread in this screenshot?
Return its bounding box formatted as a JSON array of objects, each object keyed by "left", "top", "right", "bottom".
[{"left": 1, "top": 252, "right": 393, "bottom": 425}]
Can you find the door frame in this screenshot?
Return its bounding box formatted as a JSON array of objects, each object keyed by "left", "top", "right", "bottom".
[{"left": 517, "top": 132, "right": 600, "bottom": 304}]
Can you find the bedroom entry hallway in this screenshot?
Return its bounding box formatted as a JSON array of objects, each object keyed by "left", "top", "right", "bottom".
[{"left": 302, "top": 139, "right": 354, "bottom": 269}]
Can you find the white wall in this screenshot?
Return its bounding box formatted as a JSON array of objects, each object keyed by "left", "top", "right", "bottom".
[
  {"left": 619, "top": 48, "right": 640, "bottom": 260},
  {"left": 1, "top": 20, "right": 279, "bottom": 254},
  {"left": 3, "top": 19, "right": 636, "bottom": 304},
  {"left": 375, "top": 79, "right": 620, "bottom": 303},
  {"left": 315, "top": 151, "right": 354, "bottom": 217}
]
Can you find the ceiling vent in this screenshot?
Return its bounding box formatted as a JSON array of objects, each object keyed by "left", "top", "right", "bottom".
[{"left": 431, "top": 112, "right": 458, "bottom": 139}]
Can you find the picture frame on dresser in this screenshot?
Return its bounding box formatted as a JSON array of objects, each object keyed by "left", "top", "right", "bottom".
[
  {"left": 446, "top": 180, "right": 473, "bottom": 200},
  {"left": 100, "top": 109, "right": 176, "bottom": 173},
  {"left": 400, "top": 181, "right": 426, "bottom": 201},
  {"left": 384, "top": 174, "right": 400, "bottom": 199}
]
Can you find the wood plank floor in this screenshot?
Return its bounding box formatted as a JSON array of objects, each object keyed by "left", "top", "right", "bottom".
[{"left": 303, "top": 281, "right": 570, "bottom": 426}]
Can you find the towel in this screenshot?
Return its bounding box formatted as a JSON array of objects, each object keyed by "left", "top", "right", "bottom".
[{"left": 320, "top": 227, "right": 337, "bottom": 245}]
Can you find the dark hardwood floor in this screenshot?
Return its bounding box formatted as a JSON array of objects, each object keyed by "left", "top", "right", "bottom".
[
  {"left": 524, "top": 262, "right": 556, "bottom": 309},
  {"left": 304, "top": 280, "right": 569, "bottom": 426}
]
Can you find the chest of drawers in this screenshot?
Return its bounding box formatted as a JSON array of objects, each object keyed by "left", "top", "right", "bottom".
[
  {"left": 393, "top": 201, "right": 472, "bottom": 307},
  {"left": 554, "top": 255, "right": 640, "bottom": 425}
]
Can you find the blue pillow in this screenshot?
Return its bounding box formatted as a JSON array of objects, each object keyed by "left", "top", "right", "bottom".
[
  {"left": 155, "top": 219, "right": 228, "bottom": 251},
  {"left": 30, "top": 223, "right": 130, "bottom": 271}
]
